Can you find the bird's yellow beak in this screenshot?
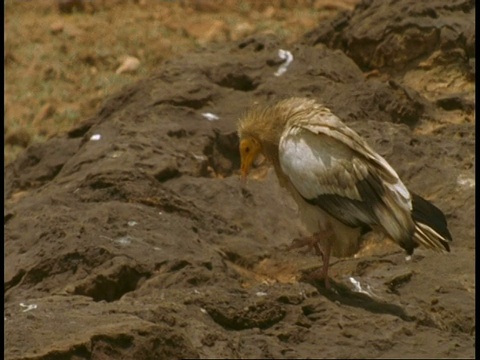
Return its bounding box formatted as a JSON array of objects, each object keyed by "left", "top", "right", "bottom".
[{"left": 239, "top": 138, "right": 261, "bottom": 184}]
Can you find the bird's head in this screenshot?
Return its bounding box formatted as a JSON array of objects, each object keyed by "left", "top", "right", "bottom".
[{"left": 239, "top": 137, "right": 262, "bottom": 182}]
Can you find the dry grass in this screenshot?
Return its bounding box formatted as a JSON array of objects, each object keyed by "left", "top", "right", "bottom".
[{"left": 4, "top": 0, "right": 356, "bottom": 164}]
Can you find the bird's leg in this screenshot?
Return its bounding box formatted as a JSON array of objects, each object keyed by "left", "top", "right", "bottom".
[
  {"left": 287, "top": 234, "right": 322, "bottom": 256},
  {"left": 288, "top": 229, "right": 334, "bottom": 289},
  {"left": 306, "top": 233, "right": 333, "bottom": 289},
  {"left": 288, "top": 229, "right": 333, "bottom": 258}
]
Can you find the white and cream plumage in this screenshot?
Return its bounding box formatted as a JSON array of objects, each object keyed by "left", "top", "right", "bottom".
[{"left": 238, "top": 97, "right": 452, "bottom": 287}]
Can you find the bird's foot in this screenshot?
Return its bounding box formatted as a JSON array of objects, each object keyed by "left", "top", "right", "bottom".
[
  {"left": 287, "top": 229, "right": 333, "bottom": 258},
  {"left": 305, "top": 268, "right": 331, "bottom": 290},
  {"left": 287, "top": 235, "right": 322, "bottom": 256},
  {"left": 288, "top": 230, "right": 333, "bottom": 290}
]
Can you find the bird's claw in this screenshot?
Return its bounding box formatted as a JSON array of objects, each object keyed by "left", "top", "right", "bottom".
[
  {"left": 304, "top": 269, "right": 331, "bottom": 290},
  {"left": 287, "top": 237, "right": 322, "bottom": 257}
]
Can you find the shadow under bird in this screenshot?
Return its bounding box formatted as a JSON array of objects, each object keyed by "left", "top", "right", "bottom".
[{"left": 237, "top": 97, "right": 452, "bottom": 289}]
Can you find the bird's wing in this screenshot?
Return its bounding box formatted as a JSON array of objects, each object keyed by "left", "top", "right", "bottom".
[{"left": 279, "top": 111, "right": 415, "bottom": 251}]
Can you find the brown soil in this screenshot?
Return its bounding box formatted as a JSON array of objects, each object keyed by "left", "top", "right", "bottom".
[
  {"left": 4, "top": 0, "right": 351, "bottom": 163},
  {"left": 4, "top": 0, "right": 475, "bottom": 359}
]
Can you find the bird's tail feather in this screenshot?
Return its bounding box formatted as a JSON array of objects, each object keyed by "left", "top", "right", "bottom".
[{"left": 411, "top": 193, "right": 452, "bottom": 252}]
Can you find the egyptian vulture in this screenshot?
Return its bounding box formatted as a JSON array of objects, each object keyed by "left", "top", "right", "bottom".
[{"left": 238, "top": 97, "right": 452, "bottom": 288}]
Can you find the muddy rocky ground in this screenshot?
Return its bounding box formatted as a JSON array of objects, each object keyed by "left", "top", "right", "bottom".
[{"left": 4, "top": 0, "right": 475, "bottom": 359}]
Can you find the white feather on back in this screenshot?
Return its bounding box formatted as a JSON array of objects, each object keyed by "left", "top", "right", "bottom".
[
  {"left": 279, "top": 126, "right": 374, "bottom": 226},
  {"left": 288, "top": 110, "right": 412, "bottom": 210},
  {"left": 278, "top": 116, "right": 415, "bottom": 245}
]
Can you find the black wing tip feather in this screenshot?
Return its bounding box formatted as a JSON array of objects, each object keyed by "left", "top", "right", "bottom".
[
  {"left": 411, "top": 193, "right": 452, "bottom": 240},
  {"left": 301, "top": 190, "right": 452, "bottom": 254},
  {"left": 411, "top": 193, "right": 452, "bottom": 252}
]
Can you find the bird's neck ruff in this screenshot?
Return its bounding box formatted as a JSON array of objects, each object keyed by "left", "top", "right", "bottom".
[
  {"left": 238, "top": 106, "right": 285, "bottom": 150},
  {"left": 238, "top": 98, "right": 320, "bottom": 160}
]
